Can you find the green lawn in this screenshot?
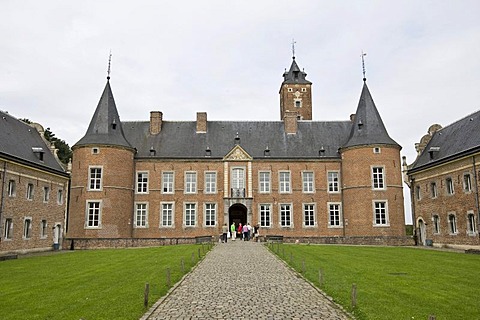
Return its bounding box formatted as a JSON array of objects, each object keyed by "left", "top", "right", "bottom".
[
  {"left": 0, "top": 244, "right": 211, "bottom": 320},
  {"left": 268, "top": 244, "right": 480, "bottom": 320}
]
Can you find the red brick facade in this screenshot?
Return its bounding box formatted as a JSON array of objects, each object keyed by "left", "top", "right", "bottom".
[
  {"left": 0, "top": 160, "right": 69, "bottom": 254},
  {"left": 409, "top": 154, "right": 480, "bottom": 247},
  {"left": 66, "top": 138, "right": 409, "bottom": 248}
]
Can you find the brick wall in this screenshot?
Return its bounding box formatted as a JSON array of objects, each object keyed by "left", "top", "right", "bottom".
[
  {"left": 410, "top": 154, "right": 480, "bottom": 246},
  {"left": 0, "top": 159, "right": 68, "bottom": 254}
]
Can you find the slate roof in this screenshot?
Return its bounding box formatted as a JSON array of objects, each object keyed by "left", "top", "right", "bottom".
[
  {"left": 0, "top": 110, "right": 67, "bottom": 175},
  {"left": 409, "top": 109, "right": 480, "bottom": 173},
  {"left": 74, "top": 80, "right": 132, "bottom": 149},
  {"left": 76, "top": 78, "right": 398, "bottom": 159},
  {"left": 343, "top": 82, "right": 400, "bottom": 149},
  {"left": 282, "top": 57, "right": 311, "bottom": 85},
  {"left": 123, "top": 120, "right": 352, "bottom": 159}
]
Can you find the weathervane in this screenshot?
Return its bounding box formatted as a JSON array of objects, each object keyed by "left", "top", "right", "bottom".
[
  {"left": 361, "top": 50, "right": 367, "bottom": 82},
  {"left": 107, "top": 51, "right": 112, "bottom": 80},
  {"left": 291, "top": 38, "right": 296, "bottom": 58}
]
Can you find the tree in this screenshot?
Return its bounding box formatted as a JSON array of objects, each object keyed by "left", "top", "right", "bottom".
[{"left": 20, "top": 118, "right": 72, "bottom": 165}]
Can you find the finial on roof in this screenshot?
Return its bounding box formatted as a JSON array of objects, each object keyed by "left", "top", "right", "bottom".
[
  {"left": 107, "top": 50, "right": 112, "bottom": 80},
  {"left": 291, "top": 38, "right": 296, "bottom": 59},
  {"left": 361, "top": 50, "right": 367, "bottom": 82}
]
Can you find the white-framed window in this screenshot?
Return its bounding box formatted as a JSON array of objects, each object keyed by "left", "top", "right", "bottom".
[
  {"left": 301, "top": 87, "right": 307, "bottom": 92},
  {"left": 463, "top": 174, "right": 472, "bottom": 193},
  {"left": 302, "top": 171, "right": 314, "bottom": 193},
  {"left": 372, "top": 167, "right": 385, "bottom": 189},
  {"left": 373, "top": 201, "right": 389, "bottom": 226},
  {"left": 446, "top": 177, "right": 454, "bottom": 195},
  {"left": 259, "top": 171, "right": 271, "bottom": 193},
  {"left": 231, "top": 167, "right": 245, "bottom": 197},
  {"left": 280, "top": 203, "right": 292, "bottom": 227},
  {"left": 430, "top": 182, "right": 438, "bottom": 198},
  {"left": 86, "top": 201, "right": 101, "bottom": 228},
  {"left": 259, "top": 204, "right": 271, "bottom": 227},
  {"left": 415, "top": 185, "right": 421, "bottom": 201},
  {"left": 160, "top": 202, "right": 174, "bottom": 227},
  {"left": 26, "top": 183, "right": 34, "bottom": 200},
  {"left": 328, "top": 203, "right": 342, "bottom": 227},
  {"left": 4, "top": 218, "right": 13, "bottom": 239},
  {"left": 88, "top": 166, "right": 102, "bottom": 191},
  {"left": 288, "top": 88, "right": 293, "bottom": 92},
  {"left": 467, "top": 212, "right": 476, "bottom": 235},
  {"left": 328, "top": 171, "right": 340, "bottom": 193},
  {"left": 91, "top": 147, "right": 99, "bottom": 154},
  {"left": 373, "top": 147, "right": 381, "bottom": 154},
  {"left": 135, "top": 202, "right": 148, "bottom": 228},
  {"left": 433, "top": 215, "right": 440, "bottom": 234},
  {"left": 136, "top": 172, "right": 149, "bottom": 194},
  {"left": 448, "top": 213, "right": 457, "bottom": 234},
  {"left": 294, "top": 99, "right": 302, "bottom": 108},
  {"left": 205, "top": 172, "right": 217, "bottom": 194},
  {"left": 23, "top": 218, "right": 32, "bottom": 239},
  {"left": 162, "top": 172, "right": 174, "bottom": 194},
  {"left": 303, "top": 203, "right": 315, "bottom": 227},
  {"left": 185, "top": 172, "right": 197, "bottom": 194},
  {"left": 43, "top": 186, "right": 50, "bottom": 202},
  {"left": 279, "top": 171, "right": 291, "bottom": 193},
  {"left": 57, "top": 189, "right": 63, "bottom": 205},
  {"left": 184, "top": 203, "right": 196, "bottom": 226},
  {"left": 40, "top": 220, "right": 48, "bottom": 238},
  {"left": 8, "top": 180, "right": 16, "bottom": 197},
  {"left": 204, "top": 203, "right": 216, "bottom": 226}
]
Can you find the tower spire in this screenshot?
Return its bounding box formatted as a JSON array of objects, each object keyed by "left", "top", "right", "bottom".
[
  {"left": 361, "top": 51, "right": 367, "bottom": 82},
  {"left": 291, "top": 38, "right": 296, "bottom": 58},
  {"left": 107, "top": 51, "right": 112, "bottom": 80}
]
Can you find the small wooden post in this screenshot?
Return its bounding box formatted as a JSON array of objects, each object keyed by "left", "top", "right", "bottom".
[
  {"left": 181, "top": 257, "right": 185, "bottom": 273},
  {"left": 191, "top": 252, "right": 195, "bottom": 264},
  {"left": 351, "top": 283, "right": 357, "bottom": 309},
  {"left": 290, "top": 252, "right": 293, "bottom": 264},
  {"left": 198, "top": 248, "right": 201, "bottom": 259},
  {"left": 318, "top": 269, "right": 323, "bottom": 287},
  {"left": 282, "top": 247, "right": 285, "bottom": 257},
  {"left": 302, "top": 259, "right": 306, "bottom": 274},
  {"left": 144, "top": 283, "right": 150, "bottom": 308},
  {"left": 166, "top": 268, "right": 171, "bottom": 287}
]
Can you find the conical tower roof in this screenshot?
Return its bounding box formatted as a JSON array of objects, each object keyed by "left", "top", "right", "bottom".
[
  {"left": 282, "top": 57, "right": 311, "bottom": 84},
  {"left": 74, "top": 80, "right": 132, "bottom": 149},
  {"left": 343, "top": 82, "right": 400, "bottom": 149}
]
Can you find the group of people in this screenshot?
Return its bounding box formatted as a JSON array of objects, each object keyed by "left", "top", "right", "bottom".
[{"left": 221, "top": 222, "right": 259, "bottom": 243}]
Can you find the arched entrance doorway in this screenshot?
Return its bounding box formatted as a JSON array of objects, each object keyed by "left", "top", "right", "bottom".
[
  {"left": 229, "top": 203, "right": 247, "bottom": 230},
  {"left": 418, "top": 218, "right": 426, "bottom": 246}
]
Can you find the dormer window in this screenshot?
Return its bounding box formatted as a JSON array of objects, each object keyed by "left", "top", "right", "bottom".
[
  {"left": 429, "top": 147, "right": 440, "bottom": 160},
  {"left": 319, "top": 147, "right": 326, "bottom": 157},
  {"left": 149, "top": 147, "right": 156, "bottom": 156},
  {"left": 32, "top": 147, "right": 44, "bottom": 161},
  {"left": 264, "top": 147, "right": 270, "bottom": 157},
  {"left": 112, "top": 118, "right": 117, "bottom": 130},
  {"left": 205, "top": 147, "right": 211, "bottom": 157}
]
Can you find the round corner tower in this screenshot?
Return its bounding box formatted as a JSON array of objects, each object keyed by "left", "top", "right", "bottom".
[
  {"left": 67, "top": 79, "right": 136, "bottom": 241},
  {"left": 340, "top": 82, "right": 405, "bottom": 237}
]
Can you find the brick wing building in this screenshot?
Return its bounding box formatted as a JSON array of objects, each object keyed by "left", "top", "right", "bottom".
[
  {"left": 405, "top": 113, "right": 480, "bottom": 247},
  {"left": 0, "top": 111, "right": 69, "bottom": 254},
  {"left": 67, "top": 57, "right": 408, "bottom": 248}
]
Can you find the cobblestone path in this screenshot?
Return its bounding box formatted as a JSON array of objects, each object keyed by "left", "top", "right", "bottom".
[{"left": 143, "top": 240, "right": 351, "bottom": 319}]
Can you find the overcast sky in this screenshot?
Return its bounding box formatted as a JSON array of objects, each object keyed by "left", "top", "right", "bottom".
[{"left": 1, "top": 1, "right": 480, "bottom": 223}]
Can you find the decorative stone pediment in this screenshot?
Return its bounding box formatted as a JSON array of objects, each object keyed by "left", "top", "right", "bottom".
[{"left": 223, "top": 145, "right": 252, "bottom": 161}]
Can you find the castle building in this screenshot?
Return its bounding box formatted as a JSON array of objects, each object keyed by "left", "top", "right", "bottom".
[
  {"left": 66, "top": 57, "right": 408, "bottom": 248},
  {"left": 405, "top": 112, "right": 480, "bottom": 247},
  {"left": 0, "top": 111, "right": 69, "bottom": 254}
]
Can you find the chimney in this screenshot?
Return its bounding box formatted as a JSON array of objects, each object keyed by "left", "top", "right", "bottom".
[
  {"left": 283, "top": 111, "right": 298, "bottom": 134},
  {"left": 150, "top": 111, "right": 163, "bottom": 135},
  {"left": 196, "top": 112, "right": 207, "bottom": 133},
  {"left": 350, "top": 114, "right": 356, "bottom": 122}
]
